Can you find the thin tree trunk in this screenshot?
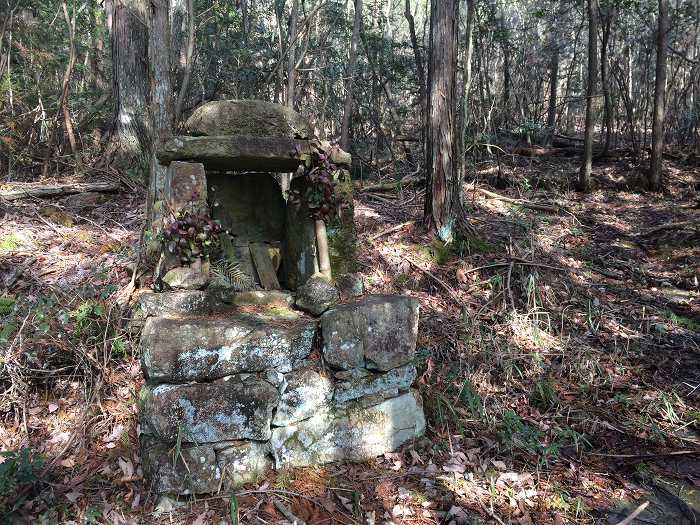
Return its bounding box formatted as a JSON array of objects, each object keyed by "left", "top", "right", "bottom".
[
  {"left": 286, "top": 0, "right": 299, "bottom": 108},
  {"left": 578, "top": 0, "right": 598, "bottom": 192},
  {"left": 424, "top": 0, "right": 461, "bottom": 236},
  {"left": 649, "top": 0, "right": 668, "bottom": 191},
  {"left": 174, "top": 0, "right": 195, "bottom": 123},
  {"left": 600, "top": 7, "right": 614, "bottom": 156},
  {"left": 340, "top": 0, "right": 363, "bottom": 152},
  {"left": 460, "top": 0, "right": 476, "bottom": 177},
  {"left": 60, "top": 1, "right": 79, "bottom": 159}
]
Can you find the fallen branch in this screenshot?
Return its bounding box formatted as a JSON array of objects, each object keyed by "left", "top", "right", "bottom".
[
  {"left": 615, "top": 501, "right": 649, "bottom": 525},
  {"left": 469, "top": 185, "right": 569, "bottom": 214},
  {"left": 356, "top": 175, "right": 421, "bottom": 192},
  {"left": 0, "top": 181, "right": 121, "bottom": 201},
  {"left": 368, "top": 220, "right": 414, "bottom": 242},
  {"left": 640, "top": 220, "right": 699, "bottom": 236}
]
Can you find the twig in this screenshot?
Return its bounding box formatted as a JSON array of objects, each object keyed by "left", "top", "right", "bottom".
[
  {"left": 590, "top": 450, "right": 699, "bottom": 459},
  {"left": 273, "top": 498, "right": 306, "bottom": 525},
  {"left": 615, "top": 501, "right": 649, "bottom": 525},
  {"left": 368, "top": 221, "right": 414, "bottom": 242},
  {"left": 404, "top": 256, "right": 467, "bottom": 307}
]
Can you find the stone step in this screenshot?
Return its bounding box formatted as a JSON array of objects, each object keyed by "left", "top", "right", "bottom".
[{"left": 141, "top": 311, "right": 317, "bottom": 383}]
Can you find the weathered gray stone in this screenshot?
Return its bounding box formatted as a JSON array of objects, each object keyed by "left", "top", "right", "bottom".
[
  {"left": 162, "top": 263, "right": 210, "bottom": 290},
  {"left": 321, "top": 295, "right": 420, "bottom": 371},
  {"left": 185, "top": 100, "right": 314, "bottom": 139},
  {"left": 140, "top": 377, "right": 278, "bottom": 442},
  {"left": 295, "top": 276, "right": 340, "bottom": 316},
  {"left": 334, "top": 364, "right": 417, "bottom": 404},
  {"left": 157, "top": 135, "right": 314, "bottom": 172},
  {"left": 284, "top": 180, "right": 319, "bottom": 290},
  {"left": 142, "top": 438, "right": 220, "bottom": 495},
  {"left": 132, "top": 290, "right": 215, "bottom": 319},
  {"left": 141, "top": 314, "right": 316, "bottom": 382},
  {"left": 231, "top": 290, "right": 294, "bottom": 307},
  {"left": 270, "top": 390, "right": 425, "bottom": 468},
  {"left": 163, "top": 161, "right": 208, "bottom": 215},
  {"left": 336, "top": 273, "right": 364, "bottom": 298},
  {"left": 273, "top": 368, "right": 334, "bottom": 426},
  {"left": 215, "top": 441, "right": 271, "bottom": 489}
]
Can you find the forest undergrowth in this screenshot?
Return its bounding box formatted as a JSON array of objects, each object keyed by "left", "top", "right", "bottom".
[{"left": 0, "top": 154, "right": 699, "bottom": 524}]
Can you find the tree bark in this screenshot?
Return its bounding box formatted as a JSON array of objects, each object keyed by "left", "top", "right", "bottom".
[
  {"left": 340, "top": 0, "right": 363, "bottom": 152},
  {"left": 578, "top": 0, "right": 598, "bottom": 192},
  {"left": 174, "top": 0, "right": 195, "bottom": 123},
  {"left": 423, "top": 0, "right": 461, "bottom": 236},
  {"left": 600, "top": 6, "right": 614, "bottom": 156},
  {"left": 649, "top": 0, "right": 668, "bottom": 191},
  {"left": 147, "top": 0, "right": 174, "bottom": 230},
  {"left": 109, "top": 0, "right": 150, "bottom": 165},
  {"left": 286, "top": 0, "right": 299, "bottom": 108},
  {"left": 459, "top": 0, "right": 476, "bottom": 178}
]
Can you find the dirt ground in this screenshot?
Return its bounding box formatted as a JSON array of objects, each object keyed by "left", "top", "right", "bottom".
[{"left": 0, "top": 154, "right": 698, "bottom": 524}]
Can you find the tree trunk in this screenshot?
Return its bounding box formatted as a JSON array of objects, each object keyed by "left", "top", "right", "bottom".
[
  {"left": 340, "top": 0, "right": 363, "bottom": 152},
  {"left": 147, "top": 0, "right": 174, "bottom": 230},
  {"left": 578, "top": 0, "right": 598, "bottom": 192},
  {"left": 423, "top": 0, "right": 460, "bottom": 236},
  {"left": 109, "top": 0, "right": 150, "bottom": 165},
  {"left": 174, "top": 0, "right": 195, "bottom": 123},
  {"left": 649, "top": 0, "right": 668, "bottom": 191},
  {"left": 286, "top": 0, "right": 299, "bottom": 108},
  {"left": 600, "top": 7, "right": 614, "bottom": 156},
  {"left": 459, "top": 0, "right": 476, "bottom": 178}
]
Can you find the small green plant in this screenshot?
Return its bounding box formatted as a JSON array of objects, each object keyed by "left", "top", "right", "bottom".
[
  {"left": 458, "top": 379, "right": 484, "bottom": 418},
  {"left": 665, "top": 310, "right": 700, "bottom": 331},
  {"left": 0, "top": 233, "right": 21, "bottom": 253},
  {"left": 0, "top": 295, "right": 15, "bottom": 316},
  {"left": 530, "top": 379, "right": 559, "bottom": 409},
  {"left": 0, "top": 448, "right": 45, "bottom": 517},
  {"left": 72, "top": 300, "right": 105, "bottom": 336}
]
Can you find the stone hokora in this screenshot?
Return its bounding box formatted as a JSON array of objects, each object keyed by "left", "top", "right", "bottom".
[
  {"left": 139, "top": 376, "right": 279, "bottom": 442},
  {"left": 321, "top": 295, "right": 420, "bottom": 371},
  {"left": 140, "top": 313, "right": 316, "bottom": 383}
]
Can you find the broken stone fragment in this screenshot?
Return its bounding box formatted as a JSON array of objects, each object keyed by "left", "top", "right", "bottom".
[
  {"left": 334, "top": 364, "right": 417, "bottom": 404},
  {"left": 321, "top": 295, "right": 420, "bottom": 371},
  {"left": 162, "top": 263, "right": 210, "bottom": 290},
  {"left": 139, "top": 376, "right": 278, "bottom": 443},
  {"left": 140, "top": 314, "right": 316, "bottom": 382},
  {"left": 272, "top": 368, "right": 334, "bottom": 426},
  {"left": 141, "top": 438, "right": 220, "bottom": 495},
  {"left": 270, "top": 390, "right": 425, "bottom": 468},
  {"left": 215, "top": 441, "right": 271, "bottom": 490},
  {"left": 336, "top": 273, "right": 364, "bottom": 298},
  {"left": 295, "top": 276, "right": 340, "bottom": 316}
]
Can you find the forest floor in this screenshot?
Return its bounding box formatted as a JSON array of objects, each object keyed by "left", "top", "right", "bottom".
[{"left": 1, "top": 153, "right": 699, "bottom": 525}]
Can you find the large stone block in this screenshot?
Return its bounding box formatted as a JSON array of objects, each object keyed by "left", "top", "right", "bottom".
[
  {"left": 321, "top": 295, "right": 420, "bottom": 371},
  {"left": 163, "top": 161, "right": 207, "bottom": 215},
  {"left": 140, "top": 377, "right": 278, "bottom": 443},
  {"left": 272, "top": 368, "right": 334, "bottom": 426},
  {"left": 270, "top": 390, "right": 425, "bottom": 468},
  {"left": 141, "top": 314, "right": 316, "bottom": 382},
  {"left": 185, "top": 100, "right": 314, "bottom": 139},
  {"left": 334, "top": 364, "right": 417, "bottom": 404},
  {"left": 216, "top": 441, "right": 271, "bottom": 490},
  {"left": 142, "top": 438, "right": 220, "bottom": 495}
]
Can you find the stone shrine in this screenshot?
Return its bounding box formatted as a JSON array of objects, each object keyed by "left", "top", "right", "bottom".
[{"left": 134, "top": 100, "right": 425, "bottom": 496}]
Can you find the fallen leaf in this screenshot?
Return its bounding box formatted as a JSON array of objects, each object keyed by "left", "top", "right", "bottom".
[
  {"left": 60, "top": 457, "right": 75, "bottom": 468},
  {"left": 48, "top": 403, "right": 59, "bottom": 413}
]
